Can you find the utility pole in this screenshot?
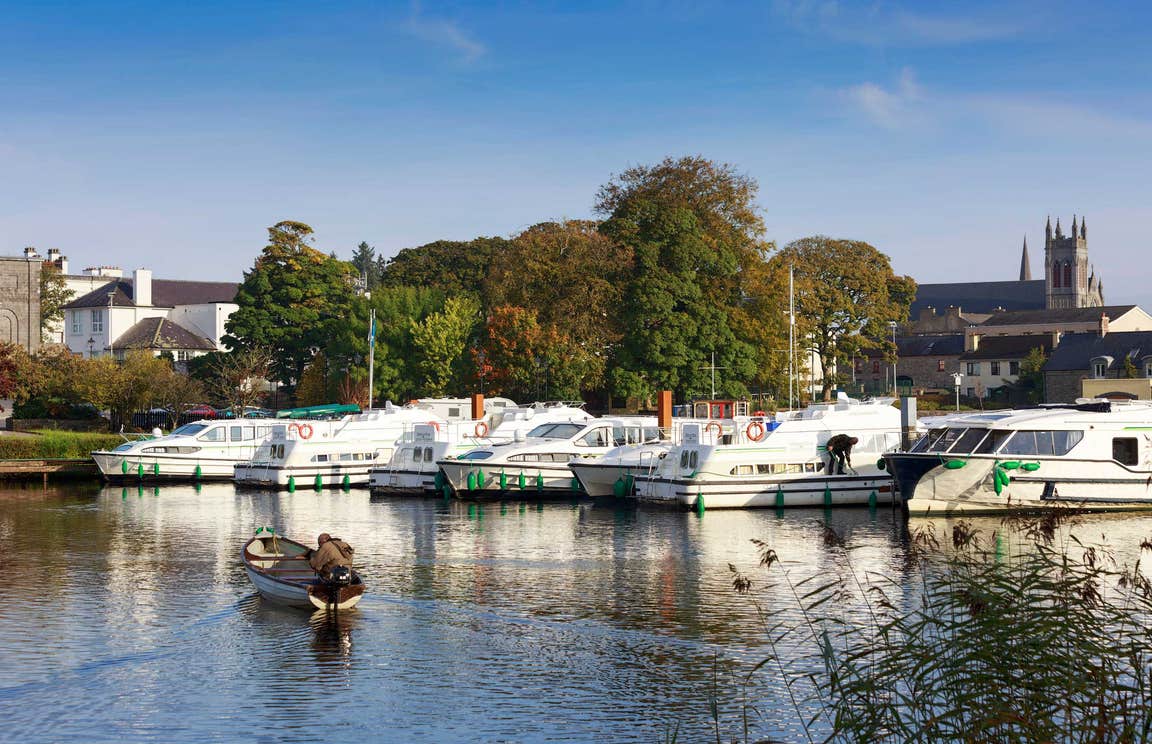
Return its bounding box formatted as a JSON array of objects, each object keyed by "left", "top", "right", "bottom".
[
  {"left": 788, "top": 265, "right": 795, "bottom": 410},
  {"left": 367, "top": 308, "right": 376, "bottom": 410}
]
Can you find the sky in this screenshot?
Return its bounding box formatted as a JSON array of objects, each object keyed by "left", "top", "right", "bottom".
[{"left": 2, "top": 1, "right": 1150, "bottom": 305}]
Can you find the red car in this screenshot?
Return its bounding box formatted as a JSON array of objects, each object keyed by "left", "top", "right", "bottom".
[{"left": 184, "top": 404, "right": 217, "bottom": 419}]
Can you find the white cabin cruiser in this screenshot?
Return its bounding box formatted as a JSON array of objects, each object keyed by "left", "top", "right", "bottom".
[
  {"left": 368, "top": 402, "right": 593, "bottom": 494},
  {"left": 632, "top": 395, "right": 903, "bottom": 509},
  {"left": 92, "top": 419, "right": 286, "bottom": 481},
  {"left": 437, "top": 415, "right": 659, "bottom": 499},
  {"left": 887, "top": 400, "right": 1152, "bottom": 515}
]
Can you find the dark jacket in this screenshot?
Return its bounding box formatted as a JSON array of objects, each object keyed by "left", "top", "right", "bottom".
[
  {"left": 309, "top": 538, "right": 354, "bottom": 574},
  {"left": 825, "top": 434, "right": 856, "bottom": 457}
]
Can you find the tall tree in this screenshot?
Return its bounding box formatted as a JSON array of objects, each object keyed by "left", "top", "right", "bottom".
[
  {"left": 351, "top": 241, "right": 377, "bottom": 290},
  {"left": 409, "top": 296, "right": 481, "bottom": 396},
  {"left": 188, "top": 346, "right": 273, "bottom": 414},
  {"left": 485, "top": 220, "right": 628, "bottom": 392},
  {"left": 223, "top": 221, "right": 357, "bottom": 387},
  {"left": 377, "top": 236, "right": 509, "bottom": 295},
  {"left": 0, "top": 342, "right": 33, "bottom": 401},
  {"left": 38, "top": 256, "right": 73, "bottom": 341},
  {"left": 364, "top": 286, "right": 447, "bottom": 403},
  {"left": 767, "top": 236, "right": 916, "bottom": 400},
  {"left": 596, "top": 155, "right": 762, "bottom": 400},
  {"left": 479, "top": 305, "right": 599, "bottom": 401}
]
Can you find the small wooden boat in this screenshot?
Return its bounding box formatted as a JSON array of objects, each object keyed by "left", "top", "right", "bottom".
[{"left": 242, "top": 530, "right": 365, "bottom": 611}]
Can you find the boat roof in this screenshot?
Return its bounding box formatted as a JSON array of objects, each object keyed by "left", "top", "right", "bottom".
[{"left": 923, "top": 400, "right": 1152, "bottom": 430}]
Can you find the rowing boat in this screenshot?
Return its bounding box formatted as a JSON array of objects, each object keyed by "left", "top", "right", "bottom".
[{"left": 241, "top": 530, "right": 365, "bottom": 611}]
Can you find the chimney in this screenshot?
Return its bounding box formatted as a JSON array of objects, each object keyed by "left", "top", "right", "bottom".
[
  {"left": 23, "top": 247, "right": 38, "bottom": 259},
  {"left": 919, "top": 306, "right": 936, "bottom": 322},
  {"left": 1100, "top": 313, "right": 1109, "bottom": 337},
  {"left": 133, "top": 268, "right": 152, "bottom": 307},
  {"left": 1051, "top": 330, "right": 1062, "bottom": 347}
]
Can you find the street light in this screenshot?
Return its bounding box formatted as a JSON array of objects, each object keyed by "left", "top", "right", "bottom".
[
  {"left": 952, "top": 372, "right": 963, "bottom": 411},
  {"left": 889, "top": 321, "right": 898, "bottom": 397},
  {"left": 87, "top": 337, "right": 95, "bottom": 358}
]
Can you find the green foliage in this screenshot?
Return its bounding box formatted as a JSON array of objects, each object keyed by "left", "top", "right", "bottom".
[
  {"left": 0, "top": 430, "right": 123, "bottom": 459},
  {"left": 1124, "top": 354, "right": 1139, "bottom": 379},
  {"left": 188, "top": 347, "right": 273, "bottom": 414},
  {"left": 730, "top": 515, "right": 1152, "bottom": 742},
  {"left": 0, "top": 342, "right": 33, "bottom": 400},
  {"left": 223, "top": 220, "right": 357, "bottom": 386},
  {"left": 364, "top": 286, "right": 448, "bottom": 403},
  {"left": 38, "top": 259, "right": 73, "bottom": 341},
  {"left": 377, "top": 236, "right": 509, "bottom": 295},
  {"left": 768, "top": 236, "right": 916, "bottom": 400},
  {"left": 479, "top": 305, "right": 599, "bottom": 401},
  {"left": 351, "top": 241, "right": 379, "bottom": 290},
  {"left": 410, "top": 296, "right": 481, "bottom": 396},
  {"left": 596, "top": 156, "right": 762, "bottom": 400},
  {"left": 1018, "top": 347, "right": 1048, "bottom": 404}
]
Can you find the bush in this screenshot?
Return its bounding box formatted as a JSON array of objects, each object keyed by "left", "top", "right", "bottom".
[{"left": 0, "top": 430, "right": 124, "bottom": 459}]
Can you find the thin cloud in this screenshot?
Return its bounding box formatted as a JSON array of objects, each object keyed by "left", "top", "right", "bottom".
[
  {"left": 841, "top": 68, "right": 923, "bottom": 130},
  {"left": 405, "top": 4, "right": 486, "bottom": 64},
  {"left": 775, "top": 1, "right": 1020, "bottom": 46}
]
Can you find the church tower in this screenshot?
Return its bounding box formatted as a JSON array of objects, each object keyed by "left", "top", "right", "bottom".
[{"left": 1045, "top": 214, "right": 1102, "bottom": 309}]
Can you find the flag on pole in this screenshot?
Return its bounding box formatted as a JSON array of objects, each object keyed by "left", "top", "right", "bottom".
[{"left": 368, "top": 311, "right": 376, "bottom": 347}]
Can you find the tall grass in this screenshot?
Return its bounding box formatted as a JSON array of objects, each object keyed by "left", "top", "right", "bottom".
[
  {"left": 0, "top": 430, "right": 124, "bottom": 459},
  {"left": 729, "top": 509, "right": 1152, "bottom": 742}
]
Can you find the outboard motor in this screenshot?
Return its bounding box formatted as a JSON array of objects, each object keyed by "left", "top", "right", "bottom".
[{"left": 326, "top": 566, "right": 353, "bottom": 586}]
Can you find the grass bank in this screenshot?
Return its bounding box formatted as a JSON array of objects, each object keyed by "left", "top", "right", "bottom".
[{"left": 0, "top": 430, "right": 124, "bottom": 460}]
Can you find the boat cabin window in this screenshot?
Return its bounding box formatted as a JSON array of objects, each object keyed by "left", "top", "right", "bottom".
[
  {"left": 314, "top": 454, "right": 329, "bottom": 463},
  {"left": 230, "top": 426, "right": 256, "bottom": 441},
  {"left": 172, "top": 423, "right": 209, "bottom": 437},
  {"left": 405, "top": 447, "right": 419, "bottom": 462},
  {"left": 998, "top": 430, "right": 1084, "bottom": 457},
  {"left": 423, "top": 447, "right": 434, "bottom": 461},
  {"left": 927, "top": 428, "right": 967, "bottom": 453},
  {"left": 910, "top": 428, "right": 946, "bottom": 453},
  {"left": 974, "top": 430, "right": 1012, "bottom": 454},
  {"left": 197, "top": 427, "right": 226, "bottom": 442},
  {"left": 577, "top": 428, "right": 612, "bottom": 447},
  {"left": 142, "top": 446, "right": 200, "bottom": 454},
  {"left": 1112, "top": 437, "right": 1139, "bottom": 466},
  {"left": 679, "top": 450, "right": 699, "bottom": 471},
  {"left": 457, "top": 450, "right": 494, "bottom": 461},
  {"left": 274, "top": 444, "right": 285, "bottom": 459},
  {"left": 526, "top": 423, "right": 584, "bottom": 439},
  {"left": 730, "top": 465, "right": 755, "bottom": 475},
  {"left": 947, "top": 428, "right": 989, "bottom": 454}
]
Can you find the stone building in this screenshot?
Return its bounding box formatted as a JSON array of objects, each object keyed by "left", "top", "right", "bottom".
[
  {"left": 1044, "top": 330, "right": 1152, "bottom": 402},
  {"left": 1044, "top": 216, "right": 1103, "bottom": 309},
  {"left": 0, "top": 249, "right": 42, "bottom": 353}
]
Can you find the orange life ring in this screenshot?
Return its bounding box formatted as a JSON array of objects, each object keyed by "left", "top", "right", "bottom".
[
  {"left": 475, "top": 421, "right": 489, "bottom": 437},
  {"left": 428, "top": 421, "right": 441, "bottom": 432},
  {"left": 746, "top": 421, "right": 766, "bottom": 442},
  {"left": 298, "top": 423, "right": 314, "bottom": 440},
  {"left": 704, "top": 421, "right": 723, "bottom": 438},
  {"left": 287, "top": 422, "right": 299, "bottom": 436}
]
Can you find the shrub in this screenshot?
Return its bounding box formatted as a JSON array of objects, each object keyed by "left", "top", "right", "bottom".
[{"left": 0, "top": 430, "right": 123, "bottom": 459}]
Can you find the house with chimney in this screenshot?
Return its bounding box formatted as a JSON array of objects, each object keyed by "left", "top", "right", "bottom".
[
  {"left": 61, "top": 261, "right": 238, "bottom": 363},
  {"left": 1044, "top": 327, "right": 1152, "bottom": 402}
]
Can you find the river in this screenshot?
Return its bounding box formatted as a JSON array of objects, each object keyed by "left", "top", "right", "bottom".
[{"left": 2, "top": 482, "right": 1151, "bottom": 743}]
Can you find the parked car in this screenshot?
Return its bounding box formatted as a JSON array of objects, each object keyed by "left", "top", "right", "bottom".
[{"left": 184, "top": 404, "right": 217, "bottom": 419}]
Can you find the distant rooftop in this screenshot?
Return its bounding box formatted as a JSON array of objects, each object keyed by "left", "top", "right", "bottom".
[{"left": 910, "top": 280, "right": 1045, "bottom": 317}]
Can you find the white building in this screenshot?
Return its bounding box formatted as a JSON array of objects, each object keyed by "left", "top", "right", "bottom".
[{"left": 61, "top": 262, "right": 238, "bottom": 362}]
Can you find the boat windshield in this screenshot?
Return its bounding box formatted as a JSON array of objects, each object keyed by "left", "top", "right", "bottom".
[
  {"left": 170, "top": 423, "right": 209, "bottom": 437},
  {"left": 998, "top": 430, "right": 1084, "bottom": 457},
  {"left": 947, "top": 428, "right": 990, "bottom": 454},
  {"left": 457, "top": 450, "right": 493, "bottom": 461},
  {"left": 909, "top": 429, "right": 945, "bottom": 453},
  {"left": 973, "top": 429, "right": 1013, "bottom": 454},
  {"left": 526, "top": 423, "right": 585, "bottom": 439},
  {"left": 927, "top": 428, "right": 968, "bottom": 453}
]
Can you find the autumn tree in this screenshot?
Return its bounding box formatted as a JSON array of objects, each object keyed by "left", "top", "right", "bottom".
[
  {"left": 0, "top": 342, "right": 33, "bottom": 402},
  {"left": 767, "top": 236, "right": 917, "bottom": 400},
  {"left": 76, "top": 351, "right": 174, "bottom": 430},
  {"left": 377, "top": 236, "right": 509, "bottom": 295},
  {"left": 150, "top": 366, "right": 208, "bottom": 430},
  {"left": 188, "top": 346, "right": 273, "bottom": 415},
  {"left": 223, "top": 221, "right": 358, "bottom": 387},
  {"left": 479, "top": 305, "right": 599, "bottom": 401},
  {"left": 410, "top": 296, "right": 480, "bottom": 396},
  {"left": 485, "top": 220, "right": 627, "bottom": 392},
  {"left": 596, "top": 156, "right": 762, "bottom": 400}
]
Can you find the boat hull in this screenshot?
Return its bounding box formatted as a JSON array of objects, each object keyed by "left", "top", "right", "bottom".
[
  {"left": 234, "top": 463, "right": 372, "bottom": 489},
  {"left": 92, "top": 451, "right": 238, "bottom": 481},
  {"left": 889, "top": 452, "right": 1152, "bottom": 515},
  {"left": 633, "top": 471, "right": 895, "bottom": 509},
  {"left": 242, "top": 536, "right": 364, "bottom": 610},
  {"left": 438, "top": 460, "right": 585, "bottom": 499},
  {"left": 568, "top": 461, "right": 656, "bottom": 498},
  {"left": 367, "top": 466, "right": 437, "bottom": 494}
]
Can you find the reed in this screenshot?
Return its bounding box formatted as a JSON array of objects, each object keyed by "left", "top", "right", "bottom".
[
  {"left": 0, "top": 430, "right": 123, "bottom": 459},
  {"left": 729, "top": 509, "right": 1152, "bottom": 742}
]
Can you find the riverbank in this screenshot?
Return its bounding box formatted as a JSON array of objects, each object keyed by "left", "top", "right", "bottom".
[{"left": 0, "top": 430, "right": 121, "bottom": 459}]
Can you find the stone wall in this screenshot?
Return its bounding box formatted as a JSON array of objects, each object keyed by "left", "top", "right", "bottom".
[
  {"left": 1045, "top": 370, "right": 1086, "bottom": 403},
  {"left": 0, "top": 256, "right": 41, "bottom": 353}
]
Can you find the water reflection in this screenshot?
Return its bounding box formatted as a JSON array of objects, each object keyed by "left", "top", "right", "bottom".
[{"left": 14, "top": 481, "right": 1107, "bottom": 741}]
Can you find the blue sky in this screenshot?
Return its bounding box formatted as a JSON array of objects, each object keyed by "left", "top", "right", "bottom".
[{"left": 2, "top": 1, "right": 1150, "bottom": 306}]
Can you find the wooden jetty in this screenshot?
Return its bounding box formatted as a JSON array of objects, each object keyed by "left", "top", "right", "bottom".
[{"left": 0, "top": 459, "right": 100, "bottom": 484}]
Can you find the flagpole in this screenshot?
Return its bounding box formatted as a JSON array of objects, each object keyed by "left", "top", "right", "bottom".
[{"left": 367, "top": 308, "right": 375, "bottom": 411}]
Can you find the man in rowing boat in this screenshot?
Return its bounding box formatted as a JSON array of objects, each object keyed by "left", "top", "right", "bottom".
[
  {"left": 825, "top": 434, "right": 858, "bottom": 475},
  {"left": 308, "top": 533, "right": 355, "bottom": 577}
]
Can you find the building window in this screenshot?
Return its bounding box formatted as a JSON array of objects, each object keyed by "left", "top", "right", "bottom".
[
  {"left": 966, "top": 387, "right": 975, "bottom": 398},
  {"left": 990, "top": 362, "right": 1001, "bottom": 376},
  {"left": 937, "top": 360, "right": 945, "bottom": 372},
  {"left": 1064, "top": 262, "right": 1073, "bottom": 288},
  {"left": 176, "top": 350, "right": 189, "bottom": 361},
  {"left": 1092, "top": 361, "right": 1106, "bottom": 378},
  {"left": 71, "top": 312, "right": 81, "bottom": 335},
  {"left": 1145, "top": 361, "right": 1152, "bottom": 378},
  {"left": 872, "top": 361, "right": 880, "bottom": 374},
  {"left": 966, "top": 362, "right": 980, "bottom": 376},
  {"left": 1009, "top": 361, "right": 1020, "bottom": 375},
  {"left": 91, "top": 309, "right": 104, "bottom": 333}
]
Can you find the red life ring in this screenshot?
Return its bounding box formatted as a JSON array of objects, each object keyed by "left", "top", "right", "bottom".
[
  {"left": 475, "top": 421, "right": 489, "bottom": 437},
  {"left": 753, "top": 410, "right": 766, "bottom": 417},
  {"left": 287, "top": 422, "right": 299, "bottom": 436},
  {"left": 704, "top": 421, "right": 723, "bottom": 438},
  {"left": 746, "top": 421, "right": 766, "bottom": 442},
  {"left": 428, "top": 421, "right": 441, "bottom": 432},
  {"left": 298, "top": 423, "right": 314, "bottom": 440}
]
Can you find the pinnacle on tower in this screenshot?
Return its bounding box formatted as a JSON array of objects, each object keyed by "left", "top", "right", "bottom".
[
  {"left": 1055, "top": 217, "right": 1063, "bottom": 238},
  {"left": 1046, "top": 215, "right": 1052, "bottom": 239},
  {"left": 1081, "top": 216, "right": 1087, "bottom": 239},
  {"left": 1019, "top": 235, "right": 1032, "bottom": 281},
  {"left": 1072, "top": 215, "right": 1078, "bottom": 236}
]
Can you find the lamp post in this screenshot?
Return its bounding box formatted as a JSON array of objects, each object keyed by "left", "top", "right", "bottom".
[
  {"left": 87, "top": 337, "right": 95, "bottom": 358},
  {"left": 889, "top": 321, "right": 898, "bottom": 397},
  {"left": 953, "top": 372, "right": 962, "bottom": 411}
]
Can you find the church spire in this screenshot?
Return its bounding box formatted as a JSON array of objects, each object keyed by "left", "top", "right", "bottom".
[
  {"left": 1072, "top": 214, "right": 1078, "bottom": 236},
  {"left": 1019, "top": 235, "right": 1032, "bottom": 280},
  {"left": 1055, "top": 217, "right": 1063, "bottom": 238},
  {"left": 1046, "top": 215, "right": 1052, "bottom": 240},
  {"left": 1081, "top": 216, "right": 1087, "bottom": 239}
]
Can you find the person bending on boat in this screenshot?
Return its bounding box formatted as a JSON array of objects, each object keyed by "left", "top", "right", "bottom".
[
  {"left": 308, "top": 533, "right": 354, "bottom": 577},
  {"left": 825, "top": 434, "right": 858, "bottom": 475}
]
